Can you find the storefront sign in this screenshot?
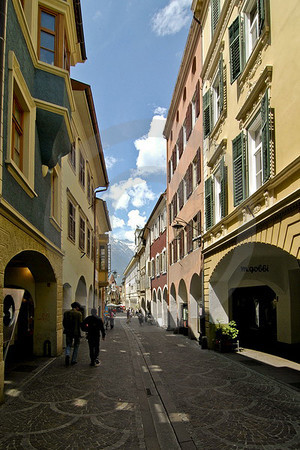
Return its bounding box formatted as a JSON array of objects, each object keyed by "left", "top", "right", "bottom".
[{"left": 240, "top": 265, "right": 269, "bottom": 273}]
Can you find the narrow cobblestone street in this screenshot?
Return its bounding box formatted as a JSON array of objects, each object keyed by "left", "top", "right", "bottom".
[{"left": 1, "top": 314, "right": 300, "bottom": 449}]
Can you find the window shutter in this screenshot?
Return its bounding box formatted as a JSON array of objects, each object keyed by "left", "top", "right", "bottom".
[
  {"left": 169, "top": 203, "right": 172, "bottom": 225},
  {"left": 203, "top": 90, "right": 211, "bottom": 138},
  {"left": 258, "top": 0, "right": 265, "bottom": 34},
  {"left": 197, "top": 211, "right": 202, "bottom": 247},
  {"left": 195, "top": 81, "right": 200, "bottom": 118},
  {"left": 196, "top": 147, "right": 201, "bottom": 184},
  {"left": 173, "top": 239, "right": 178, "bottom": 263},
  {"left": 172, "top": 147, "right": 177, "bottom": 171},
  {"left": 185, "top": 103, "right": 192, "bottom": 141},
  {"left": 187, "top": 164, "right": 193, "bottom": 198},
  {"left": 173, "top": 193, "right": 177, "bottom": 218},
  {"left": 211, "top": 0, "right": 220, "bottom": 36},
  {"left": 178, "top": 127, "right": 184, "bottom": 158},
  {"left": 229, "top": 16, "right": 242, "bottom": 83},
  {"left": 232, "top": 132, "right": 247, "bottom": 206},
  {"left": 261, "top": 89, "right": 270, "bottom": 183},
  {"left": 179, "top": 230, "right": 184, "bottom": 259},
  {"left": 219, "top": 55, "right": 224, "bottom": 114},
  {"left": 205, "top": 177, "right": 214, "bottom": 230},
  {"left": 188, "top": 221, "right": 193, "bottom": 252},
  {"left": 178, "top": 180, "right": 184, "bottom": 210},
  {"left": 168, "top": 160, "right": 171, "bottom": 182},
  {"left": 220, "top": 156, "right": 228, "bottom": 218}
]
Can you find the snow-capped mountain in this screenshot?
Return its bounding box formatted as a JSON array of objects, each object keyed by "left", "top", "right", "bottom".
[{"left": 110, "top": 236, "right": 134, "bottom": 282}]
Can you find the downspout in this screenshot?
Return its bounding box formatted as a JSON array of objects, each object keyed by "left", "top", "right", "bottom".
[
  {"left": 93, "top": 186, "right": 109, "bottom": 314},
  {"left": 0, "top": 0, "right": 8, "bottom": 189}
]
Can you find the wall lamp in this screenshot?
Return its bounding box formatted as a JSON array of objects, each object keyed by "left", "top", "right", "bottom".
[{"left": 171, "top": 217, "right": 203, "bottom": 243}]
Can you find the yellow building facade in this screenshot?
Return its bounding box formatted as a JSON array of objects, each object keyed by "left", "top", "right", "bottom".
[{"left": 192, "top": 0, "right": 300, "bottom": 353}]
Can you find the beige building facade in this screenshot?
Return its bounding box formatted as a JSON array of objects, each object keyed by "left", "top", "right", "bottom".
[
  {"left": 192, "top": 0, "right": 300, "bottom": 352},
  {"left": 62, "top": 80, "right": 109, "bottom": 318}
]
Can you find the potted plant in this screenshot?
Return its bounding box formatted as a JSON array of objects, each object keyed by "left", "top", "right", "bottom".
[{"left": 215, "top": 320, "right": 239, "bottom": 352}]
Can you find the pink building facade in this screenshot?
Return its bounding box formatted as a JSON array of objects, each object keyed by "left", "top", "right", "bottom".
[{"left": 164, "top": 19, "right": 204, "bottom": 339}]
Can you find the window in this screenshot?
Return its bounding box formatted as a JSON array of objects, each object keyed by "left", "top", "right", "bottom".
[
  {"left": 68, "top": 200, "right": 76, "bottom": 241},
  {"left": 192, "top": 212, "right": 202, "bottom": 249},
  {"left": 203, "top": 56, "right": 225, "bottom": 136},
  {"left": 205, "top": 157, "right": 227, "bottom": 229},
  {"left": 87, "top": 228, "right": 91, "bottom": 257},
  {"left": 162, "top": 249, "right": 166, "bottom": 273},
  {"left": 211, "top": 0, "right": 220, "bottom": 36},
  {"left": 229, "top": 0, "right": 267, "bottom": 83},
  {"left": 233, "top": 90, "right": 271, "bottom": 206},
  {"left": 87, "top": 169, "right": 92, "bottom": 204},
  {"left": 79, "top": 216, "right": 85, "bottom": 251},
  {"left": 7, "top": 52, "right": 36, "bottom": 196},
  {"left": 79, "top": 152, "right": 85, "bottom": 188},
  {"left": 12, "top": 96, "right": 23, "bottom": 169},
  {"left": 51, "top": 165, "right": 61, "bottom": 225},
  {"left": 39, "top": 8, "right": 57, "bottom": 65},
  {"left": 100, "top": 245, "right": 107, "bottom": 270},
  {"left": 69, "top": 141, "right": 76, "bottom": 169},
  {"left": 151, "top": 259, "right": 155, "bottom": 278},
  {"left": 156, "top": 255, "right": 160, "bottom": 276},
  {"left": 192, "top": 56, "right": 197, "bottom": 74}
]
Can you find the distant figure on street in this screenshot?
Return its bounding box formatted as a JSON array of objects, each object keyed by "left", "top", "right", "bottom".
[
  {"left": 109, "top": 310, "right": 115, "bottom": 329},
  {"left": 138, "top": 311, "right": 144, "bottom": 326},
  {"left": 126, "top": 308, "right": 132, "bottom": 324},
  {"left": 63, "top": 301, "right": 82, "bottom": 367},
  {"left": 81, "top": 309, "right": 105, "bottom": 367}
]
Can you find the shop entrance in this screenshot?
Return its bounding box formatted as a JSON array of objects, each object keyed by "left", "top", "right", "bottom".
[{"left": 231, "top": 285, "right": 277, "bottom": 351}]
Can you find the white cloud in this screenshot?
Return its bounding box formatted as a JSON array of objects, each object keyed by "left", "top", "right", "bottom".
[
  {"left": 105, "top": 155, "right": 117, "bottom": 169},
  {"left": 151, "top": 0, "right": 192, "bottom": 36},
  {"left": 127, "top": 209, "right": 147, "bottom": 229},
  {"left": 103, "top": 177, "right": 155, "bottom": 210},
  {"left": 154, "top": 106, "right": 167, "bottom": 116},
  {"left": 134, "top": 115, "right": 166, "bottom": 174},
  {"left": 111, "top": 215, "right": 125, "bottom": 229}
]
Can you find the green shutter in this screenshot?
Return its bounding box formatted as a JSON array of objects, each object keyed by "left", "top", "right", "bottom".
[
  {"left": 232, "top": 133, "right": 247, "bottom": 206},
  {"left": 205, "top": 177, "right": 214, "bottom": 229},
  {"left": 219, "top": 55, "right": 224, "bottom": 114},
  {"left": 203, "top": 91, "right": 211, "bottom": 138},
  {"left": 220, "top": 156, "right": 228, "bottom": 217},
  {"left": 261, "top": 89, "right": 270, "bottom": 182},
  {"left": 229, "top": 16, "right": 242, "bottom": 83},
  {"left": 211, "top": 0, "right": 220, "bottom": 36},
  {"left": 258, "top": 0, "right": 265, "bottom": 34}
]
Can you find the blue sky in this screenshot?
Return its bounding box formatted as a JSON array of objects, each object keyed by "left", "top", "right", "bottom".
[{"left": 71, "top": 0, "right": 193, "bottom": 245}]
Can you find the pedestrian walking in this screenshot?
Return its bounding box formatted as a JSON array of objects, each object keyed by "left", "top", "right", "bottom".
[
  {"left": 126, "top": 308, "right": 132, "bottom": 324},
  {"left": 138, "top": 311, "right": 144, "bottom": 326},
  {"left": 109, "top": 310, "right": 115, "bottom": 329},
  {"left": 63, "top": 301, "right": 82, "bottom": 367},
  {"left": 81, "top": 309, "right": 105, "bottom": 367}
]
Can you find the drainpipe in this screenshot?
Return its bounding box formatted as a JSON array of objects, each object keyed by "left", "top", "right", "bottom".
[
  {"left": 93, "top": 186, "right": 108, "bottom": 313},
  {"left": 0, "top": 0, "right": 8, "bottom": 165}
]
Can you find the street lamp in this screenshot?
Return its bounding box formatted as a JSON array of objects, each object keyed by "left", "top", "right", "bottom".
[{"left": 171, "top": 217, "right": 203, "bottom": 244}]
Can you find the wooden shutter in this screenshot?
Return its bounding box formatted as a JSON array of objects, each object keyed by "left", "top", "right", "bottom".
[
  {"left": 261, "top": 90, "right": 270, "bottom": 183},
  {"left": 186, "top": 103, "right": 192, "bottom": 141},
  {"left": 178, "top": 180, "right": 184, "bottom": 210},
  {"left": 203, "top": 91, "right": 211, "bottom": 138},
  {"left": 178, "top": 127, "right": 184, "bottom": 158},
  {"left": 173, "top": 193, "right": 177, "bottom": 218},
  {"left": 232, "top": 133, "right": 247, "bottom": 206},
  {"left": 187, "top": 221, "right": 193, "bottom": 253},
  {"left": 197, "top": 211, "right": 202, "bottom": 247},
  {"left": 205, "top": 177, "right": 214, "bottom": 229},
  {"left": 196, "top": 147, "right": 201, "bottom": 184},
  {"left": 172, "top": 147, "right": 177, "bottom": 171},
  {"left": 220, "top": 156, "right": 228, "bottom": 218},
  {"left": 219, "top": 55, "right": 224, "bottom": 114},
  {"left": 169, "top": 203, "right": 172, "bottom": 225},
  {"left": 195, "top": 81, "right": 200, "bottom": 118},
  {"left": 211, "top": 0, "right": 220, "bottom": 36},
  {"left": 168, "top": 160, "right": 171, "bottom": 182},
  {"left": 173, "top": 239, "right": 178, "bottom": 263},
  {"left": 229, "top": 16, "right": 242, "bottom": 83},
  {"left": 179, "top": 230, "right": 184, "bottom": 259},
  {"left": 187, "top": 164, "right": 193, "bottom": 198},
  {"left": 258, "top": 0, "right": 265, "bottom": 34}
]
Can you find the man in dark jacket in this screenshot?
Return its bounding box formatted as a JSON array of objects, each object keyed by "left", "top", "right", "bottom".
[
  {"left": 81, "top": 309, "right": 105, "bottom": 366},
  {"left": 63, "top": 301, "right": 82, "bottom": 367}
]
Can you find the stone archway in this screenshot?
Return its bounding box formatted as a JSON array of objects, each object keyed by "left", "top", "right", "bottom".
[
  {"left": 178, "top": 279, "right": 188, "bottom": 334},
  {"left": 75, "top": 276, "right": 87, "bottom": 316},
  {"left": 190, "top": 273, "right": 202, "bottom": 339},
  {"left": 4, "top": 250, "right": 58, "bottom": 358},
  {"left": 209, "top": 242, "right": 300, "bottom": 353},
  {"left": 157, "top": 288, "right": 163, "bottom": 326},
  {"left": 169, "top": 283, "right": 177, "bottom": 330},
  {"left": 152, "top": 289, "right": 157, "bottom": 320}
]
